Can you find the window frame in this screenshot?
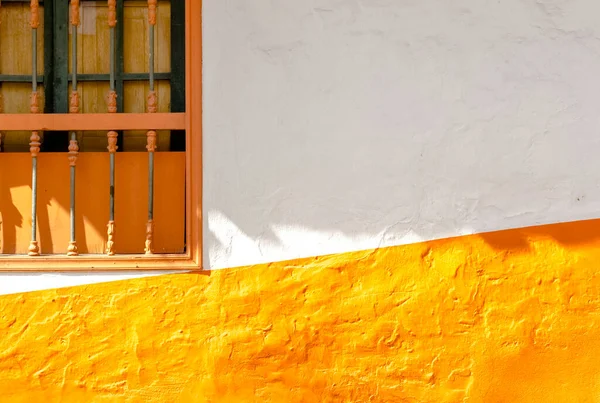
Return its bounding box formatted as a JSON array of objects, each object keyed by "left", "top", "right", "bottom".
[{"left": 0, "top": 0, "right": 202, "bottom": 271}]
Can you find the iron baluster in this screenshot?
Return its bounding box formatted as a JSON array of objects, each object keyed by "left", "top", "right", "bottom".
[
  {"left": 28, "top": 0, "right": 41, "bottom": 256},
  {"left": 106, "top": 0, "right": 117, "bottom": 255},
  {"left": 145, "top": 0, "right": 157, "bottom": 254},
  {"left": 67, "top": 0, "right": 80, "bottom": 256}
]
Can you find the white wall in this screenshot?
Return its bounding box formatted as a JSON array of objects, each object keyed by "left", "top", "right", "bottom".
[
  {"left": 204, "top": 0, "right": 600, "bottom": 269},
  {"left": 4, "top": 0, "right": 600, "bottom": 294}
]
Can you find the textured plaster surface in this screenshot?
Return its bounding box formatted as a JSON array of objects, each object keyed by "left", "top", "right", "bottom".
[
  {"left": 1, "top": 220, "right": 600, "bottom": 401},
  {"left": 204, "top": 0, "right": 600, "bottom": 269}
]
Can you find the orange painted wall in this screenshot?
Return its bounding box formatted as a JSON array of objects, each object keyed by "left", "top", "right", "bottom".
[{"left": 1, "top": 219, "right": 600, "bottom": 402}]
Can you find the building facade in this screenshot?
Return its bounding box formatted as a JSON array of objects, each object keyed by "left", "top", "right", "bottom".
[{"left": 0, "top": 0, "right": 599, "bottom": 401}]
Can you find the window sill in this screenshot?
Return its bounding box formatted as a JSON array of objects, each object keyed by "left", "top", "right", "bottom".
[{"left": 0, "top": 253, "right": 201, "bottom": 271}]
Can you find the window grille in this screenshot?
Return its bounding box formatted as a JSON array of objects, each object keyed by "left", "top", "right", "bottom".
[{"left": 0, "top": 0, "right": 199, "bottom": 269}]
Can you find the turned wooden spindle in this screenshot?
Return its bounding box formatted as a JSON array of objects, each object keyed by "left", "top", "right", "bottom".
[
  {"left": 29, "top": 132, "right": 40, "bottom": 157},
  {"left": 29, "top": 94, "right": 40, "bottom": 155},
  {"left": 67, "top": 242, "right": 78, "bottom": 256},
  {"left": 148, "top": 0, "right": 157, "bottom": 25},
  {"left": 144, "top": 219, "right": 154, "bottom": 255},
  {"left": 106, "top": 221, "right": 115, "bottom": 256},
  {"left": 108, "top": 0, "right": 116, "bottom": 28},
  {"left": 67, "top": 138, "right": 79, "bottom": 195},
  {"left": 30, "top": 0, "right": 39, "bottom": 29},
  {"left": 71, "top": 0, "right": 80, "bottom": 26},
  {"left": 70, "top": 91, "right": 80, "bottom": 114},
  {"left": 107, "top": 90, "right": 117, "bottom": 113},
  {"left": 28, "top": 240, "right": 40, "bottom": 256},
  {"left": 30, "top": 91, "right": 40, "bottom": 114},
  {"left": 146, "top": 130, "right": 157, "bottom": 152},
  {"left": 29, "top": 96, "right": 41, "bottom": 158},
  {"left": 147, "top": 91, "right": 158, "bottom": 113},
  {"left": 107, "top": 131, "right": 118, "bottom": 153}
]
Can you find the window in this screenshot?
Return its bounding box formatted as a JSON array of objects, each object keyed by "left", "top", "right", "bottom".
[{"left": 0, "top": 0, "right": 202, "bottom": 270}]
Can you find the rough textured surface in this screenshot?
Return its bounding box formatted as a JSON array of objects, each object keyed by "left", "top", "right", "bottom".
[
  {"left": 204, "top": 0, "right": 600, "bottom": 269},
  {"left": 1, "top": 219, "right": 600, "bottom": 401}
]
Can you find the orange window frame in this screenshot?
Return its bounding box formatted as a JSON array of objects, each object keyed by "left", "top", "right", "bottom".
[{"left": 0, "top": 0, "right": 202, "bottom": 272}]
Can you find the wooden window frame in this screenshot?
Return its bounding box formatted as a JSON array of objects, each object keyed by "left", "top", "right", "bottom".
[{"left": 0, "top": 0, "right": 202, "bottom": 271}]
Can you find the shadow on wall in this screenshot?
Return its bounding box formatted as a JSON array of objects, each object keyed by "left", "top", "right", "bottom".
[
  {"left": 0, "top": 156, "right": 83, "bottom": 254},
  {"left": 205, "top": 197, "right": 600, "bottom": 270},
  {"left": 202, "top": 109, "right": 600, "bottom": 268},
  {"left": 0, "top": 182, "right": 23, "bottom": 253},
  {"left": 203, "top": 130, "right": 600, "bottom": 268},
  {"left": 478, "top": 218, "right": 600, "bottom": 251},
  {"left": 0, "top": 153, "right": 186, "bottom": 255}
]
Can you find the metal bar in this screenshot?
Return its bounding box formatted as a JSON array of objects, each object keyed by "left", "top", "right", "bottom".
[
  {"left": 0, "top": 112, "right": 186, "bottom": 131},
  {"left": 106, "top": 0, "right": 117, "bottom": 255},
  {"left": 109, "top": 30, "right": 115, "bottom": 91},
  {"left": 29, "top": 0, "right": 41, "bottom": 256},
  {"left": 65, "top": 72, "right": 171, "bottom": 82},
  {"left": 43, "top": 0, "right": 54, "bottom": 113},
  {"left": 148, "top": 152, "right": 154, "bottom": 217},
  {"left": 170, "top": 0, "right": 186, "bottom": 151},
  {"left": 32, "top": 30, "right": 37, "bottom": 92},
  {"left": 0, "top": 75, "right": 45, "bottom": 83},
  {"left": 71, "top": 28, "right": 77, "bottom": 91},
  {"left": 0, "top": 73, "right": 171, "bottom": 83},
  {"left": 149, "top": 30, "right": 154, "bottom": 91},
  {"left": 70, "top": 162, "right": 75, "bottom": 237}
]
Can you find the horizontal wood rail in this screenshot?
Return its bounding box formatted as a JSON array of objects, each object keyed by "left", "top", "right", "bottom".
[{"left": 0, "top": 113, "right": 186, "bottom": 131}]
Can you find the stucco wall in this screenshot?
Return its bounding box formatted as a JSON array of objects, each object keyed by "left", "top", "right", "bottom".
[
  {"left": 204, "top": 0, "right": 600, "bottom": 269},
  {"left": 2, "top": 220, "right": 600, "bottom": 402}
]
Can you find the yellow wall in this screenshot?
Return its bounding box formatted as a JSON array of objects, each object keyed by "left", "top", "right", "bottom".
[{"left": 1, "top": 219, "right": 600, "bottom": 402}]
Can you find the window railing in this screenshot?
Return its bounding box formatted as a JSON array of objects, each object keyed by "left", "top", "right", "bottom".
[{"left": 0, "top": 0, "right": 200, "bottom": 269}]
